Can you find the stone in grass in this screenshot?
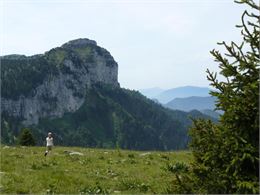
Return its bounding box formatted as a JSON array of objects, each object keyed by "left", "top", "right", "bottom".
[
  {"left": 70, "top": 152, "right": 83, "bottom": 156},
  {"left": 139, "top": 152, "right": 151, "bottom": 157},
  {"left": 64, "top": 150, "right": 84, "bottom": 156}
]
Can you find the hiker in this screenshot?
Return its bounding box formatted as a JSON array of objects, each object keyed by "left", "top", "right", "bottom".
[{"left": 44, "top": 132, "right": 54, "bottom": 156}]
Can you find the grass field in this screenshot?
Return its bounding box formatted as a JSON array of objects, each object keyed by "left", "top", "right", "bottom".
[{"left": 0, "top": 146, "right": 192, "bottom": 194}]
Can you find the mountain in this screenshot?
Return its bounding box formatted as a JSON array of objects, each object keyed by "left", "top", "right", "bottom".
[
  {"left": 200, "top": 109, "right": 221, "bottom": 119},
  {"left": 142, "top": 86, "right": 211, "bottom": 104},
  {"left": 165, "top": 96, "right": 221, "bottom": 119},
  {"left": 139, "top": 87, "right": 164, "bottom": 98},
  {"left": 1, "top": 38, "right": 214, "bottom": 150},
  {"left": 165, "top": 96, "right": 217, "bottom": 111},
  {"left": 140, "top": 87, "right": 220, "bottom": 119}
]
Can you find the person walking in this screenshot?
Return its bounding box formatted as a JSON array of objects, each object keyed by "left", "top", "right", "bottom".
[{"left": 44, "top": 132, "right": 54, "bottom": 156}]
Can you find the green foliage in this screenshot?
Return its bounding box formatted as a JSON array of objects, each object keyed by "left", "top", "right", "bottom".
[
  {"left": 0, "top": 113, "right": 21, "bottom": 145},
  {"left": 175, "top": 0, "right": 259, "bottom": 193},
  {"left": 0, "top": 146, "right": 192, "bottom": 194},
  {"left": 164, "top": 161, "right": 193, "bottom": 193},
  {"left": 46, "top": 48, "right": 67, "bottom": 66},
  {"left": 165, "top": 162, "right": 189, "bottom": 174},
  {"left": 27, "top": 84, "right": 212, "bottom": 150},
  {"left": 1, "top": 82, "right": 214, "bottom": 150},
  {"left": 1, "top": 55, "right": 57, "bottom": 99},
  {"left": 18, "top": 128, "right": 36, "bottom": 146},
  {"left": 79, "top": 182, "right": 110, "bottom": 194},
  {"left": 74, "top": 47, "right": 94, "bottom": 62},
  {"left": 119, "top": 178, "right": 150, "bottom": 192}
]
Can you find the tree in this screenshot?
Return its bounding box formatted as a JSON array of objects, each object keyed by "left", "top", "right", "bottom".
[
  {"left": 18, "top": 128, "right": 36, "bottom": 146},
  {"left": 173, "top": 0, "right": 259, "bottom": 193}
]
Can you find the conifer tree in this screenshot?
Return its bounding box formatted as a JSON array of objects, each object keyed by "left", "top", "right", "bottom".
[
  {"left": 173, "top": 0, "right": 259, "bottom": 193},
  {"left": 18, "top": 128, "right": 36, "bottom": 146}
]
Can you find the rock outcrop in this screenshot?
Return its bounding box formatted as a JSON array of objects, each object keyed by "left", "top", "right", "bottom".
[{"left": 1, "top": 38, "right": 119, "bottom": 125}]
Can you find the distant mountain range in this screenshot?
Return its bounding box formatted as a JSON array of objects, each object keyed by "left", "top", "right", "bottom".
[
  {"left": 165, "top": 96, "right": 217, "bottom": 111},
  {"left": 139, "top": 86, "right": 211, "bottom": 104},
  {"left": 139, "top": 86, "right": 221, "bottom": 119}
]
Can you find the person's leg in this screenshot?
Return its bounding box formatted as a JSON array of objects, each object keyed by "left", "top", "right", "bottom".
[
  {"left": 44, "top": 146, "right": 50, "bottom": 156},
  {"left": 48, "top": 146, "right": 52, "bottom": 155}
]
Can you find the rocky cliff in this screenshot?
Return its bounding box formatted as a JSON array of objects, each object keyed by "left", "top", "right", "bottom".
[{"left": 1, "top": 38, "right": 119, "bottom": 125}]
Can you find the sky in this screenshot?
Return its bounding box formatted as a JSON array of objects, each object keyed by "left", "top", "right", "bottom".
[{"left": 0, "top": 0, "right": 246, "bottom": 90}]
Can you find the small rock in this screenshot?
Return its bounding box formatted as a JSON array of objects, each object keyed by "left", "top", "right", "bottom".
[
  {"left": 3, "top": 146, "right": 10, "bottom": 149},
  {"left": 69, "top": 152, "right": 83, "bottom": 156},
  {"left": 64, "top": 150, "right": 84, "bottom": 156},
  {"left": 139, "top": 152, "right": 151, "bottom": 157}
]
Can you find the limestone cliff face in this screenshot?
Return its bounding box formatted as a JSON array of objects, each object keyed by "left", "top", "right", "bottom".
[{"left": 1, "top": 38, "right": 119, "bottom": 125}]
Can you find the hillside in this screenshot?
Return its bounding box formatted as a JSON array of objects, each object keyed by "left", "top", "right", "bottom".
[
  {"left": 2, "top": 84, "right": 211, "bottom": 150},
  {"left": 1, "top": 38, "right": 214, "bottom": 150},
  {"left": 165, "top": 96, "right": 217, "bottom": 111},
  {"left": 200, "top": 109, "right": 221, "bottom": 119},
  {"left": 0, "top": 146, "right": 192, "bottom": 194}
]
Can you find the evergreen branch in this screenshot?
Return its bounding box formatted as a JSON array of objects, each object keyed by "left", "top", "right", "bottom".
[{"left": 235, "top": 0, "right": 260, "bottom": 10}]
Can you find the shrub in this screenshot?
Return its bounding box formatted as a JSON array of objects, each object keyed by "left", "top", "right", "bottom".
[{"left": 18, "top": 128, "right": 36, "bottom": 146}]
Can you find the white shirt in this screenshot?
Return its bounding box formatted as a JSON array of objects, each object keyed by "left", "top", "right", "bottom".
[{"left": 46, "top": 137, "right": 54, "bottom": 146}]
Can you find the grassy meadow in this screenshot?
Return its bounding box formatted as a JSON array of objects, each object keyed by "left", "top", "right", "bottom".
[{"left": 0, "top": 146, "right": 192, "bottom": 194}]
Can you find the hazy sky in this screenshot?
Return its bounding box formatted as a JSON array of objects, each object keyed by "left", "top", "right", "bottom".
[{"left": 1, "top": 0, "right": 245, "bottom": 90}]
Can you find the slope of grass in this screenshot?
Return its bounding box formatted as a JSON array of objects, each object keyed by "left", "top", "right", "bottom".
[{"left": 0, "top": 146, "right": 192, "bottom": 194}]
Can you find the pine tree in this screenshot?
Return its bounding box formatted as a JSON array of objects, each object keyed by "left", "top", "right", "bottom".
[
  {"left": 18, "top": 128, "right": 36, "bottom": 146},
  {"left": 173, "top": 0, "right": 259, "bottom": 193}
]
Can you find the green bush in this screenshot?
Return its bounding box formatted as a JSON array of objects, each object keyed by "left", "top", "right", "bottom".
[{"left": 18, "top": 128, "right": 36, "bottom": 146}]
